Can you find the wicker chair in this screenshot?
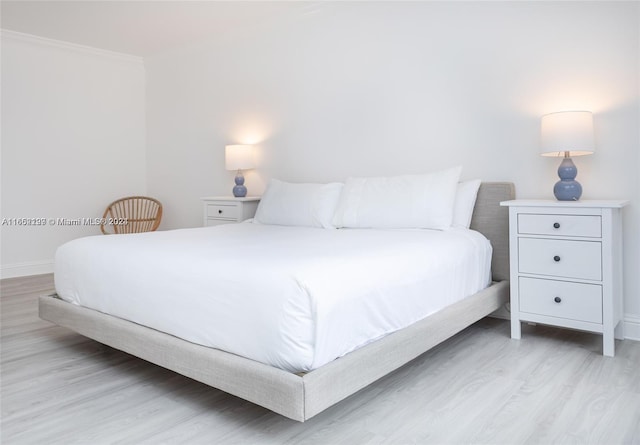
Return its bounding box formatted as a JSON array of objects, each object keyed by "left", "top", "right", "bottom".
[{"left": 100, "top": 196, "right": 163, "bottom": 235}]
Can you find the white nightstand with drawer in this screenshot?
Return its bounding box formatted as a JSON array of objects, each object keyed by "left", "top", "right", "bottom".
[
  {"left": 500, "top": 200, "right": 627, "bottom": 356},
  {"left": 201, "top": 196, "right": 260, "bottom": 227}
]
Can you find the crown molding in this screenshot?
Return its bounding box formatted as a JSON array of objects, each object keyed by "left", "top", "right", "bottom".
[{"left": 1, "top": 29, "right": 144, "bottom": 65}]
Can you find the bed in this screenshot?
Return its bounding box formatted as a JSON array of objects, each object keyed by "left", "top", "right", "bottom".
[{"left": 39, "top": 180, "right": 514, "bottom": 422}]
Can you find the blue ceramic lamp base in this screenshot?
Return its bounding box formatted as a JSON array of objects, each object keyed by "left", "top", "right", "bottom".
[
  {"left": 554, "top": 157, "right": 582, "bottom": 201},
  {"left": 232, "top": 171, "right": 247, "bottom": 197}
]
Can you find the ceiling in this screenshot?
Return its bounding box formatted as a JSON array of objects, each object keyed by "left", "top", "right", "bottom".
[{"left": 1, "top": 1, "right": 315, "bottom": 57}]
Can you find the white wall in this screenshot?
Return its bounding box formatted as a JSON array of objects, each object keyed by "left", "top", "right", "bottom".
[
  {"left": 145, "top": 2, "right": 640, "bottom": 334},
  {"left": 1, "top": 2, "right": 638, "bottom": 337},
  {"left": 1, "top": 31, "right": 147, "bottom": 278}
]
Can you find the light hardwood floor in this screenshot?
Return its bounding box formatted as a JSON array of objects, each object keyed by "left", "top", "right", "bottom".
[{"left": 1, "top": 274, "right": 639, "bottom": 445}]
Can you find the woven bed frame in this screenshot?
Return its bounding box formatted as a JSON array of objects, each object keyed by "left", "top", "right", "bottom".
[{"left": 39, "top": 182, "right": 515, "bottom": 422}]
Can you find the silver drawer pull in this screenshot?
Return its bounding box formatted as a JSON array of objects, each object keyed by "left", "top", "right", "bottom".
[
  {"left": 553, "top": 222, "right": 560, "bottom": 229},
  {"left": 554, "top": 296, "right": 562, "bottom": 303},
  {"left": 553, "top": 255, "right": 561, "bottom": 262}
]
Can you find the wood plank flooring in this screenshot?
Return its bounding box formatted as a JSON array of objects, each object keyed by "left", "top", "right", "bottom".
[{"left": 2, "top": 274, "right": 639, "bottom": 444}]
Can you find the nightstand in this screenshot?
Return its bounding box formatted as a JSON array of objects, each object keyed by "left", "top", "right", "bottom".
[
  {"left": 200, "top": 196, "right": 260, "bottom": 227},
  {"left": 500, "top": 199, "right": 627, "bottom": 356}
]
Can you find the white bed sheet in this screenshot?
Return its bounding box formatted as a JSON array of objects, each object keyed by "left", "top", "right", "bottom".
[{"left": 54, "top": 223, "right": 492, "bottom": 373}]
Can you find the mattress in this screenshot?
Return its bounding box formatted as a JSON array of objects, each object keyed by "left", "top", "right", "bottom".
[{"left": 54, "top": 222, "right": 492, "bottom": 373}]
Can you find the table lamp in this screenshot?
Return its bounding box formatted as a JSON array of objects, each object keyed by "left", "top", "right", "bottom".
[
  {"left": 540, "top": 111, "right": 595, "bottom": 201},
  {"left": 225, "top": 144, "right": 254, "bottom": 197}
]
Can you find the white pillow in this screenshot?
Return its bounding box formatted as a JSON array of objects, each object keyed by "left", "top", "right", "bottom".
[
  {"left": 332, "top": 166, "right": 462, "bottom": 229},
  {"left": 452, "top": 179, "right": 482, "bottom": 229},
  {"left": 254, "top": 179, "right": 343, "bottom": 228}
]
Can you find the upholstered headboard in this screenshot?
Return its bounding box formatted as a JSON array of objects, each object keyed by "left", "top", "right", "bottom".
[{"left": 469, "top": 182, "right": 515, "bottom": 282}]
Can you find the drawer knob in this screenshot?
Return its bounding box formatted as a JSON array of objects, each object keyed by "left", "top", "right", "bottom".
[
  {"left": 218, "top": 210, "right": 223, "bottom": 214},
  {"left": 554, "top": 296, "right": 562, "bottom": 303},
  {"left": 553, "top": 222, "right": 560, "bottom": 229},
  {"left": 553, "top": 255, "right": 561, "bottom": 262}
]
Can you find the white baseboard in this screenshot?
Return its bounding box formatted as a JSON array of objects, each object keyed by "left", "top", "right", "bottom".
[
  {"left": 624, "top": 315, "right": 640, "bottom": 341},
  {"left": 0, "top": 260, "right": 54, "bottom": 279},
  {"left": 491, "top": 302, "right": 640, "bottom": 342}
]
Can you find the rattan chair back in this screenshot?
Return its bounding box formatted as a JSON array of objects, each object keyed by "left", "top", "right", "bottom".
[{"left": 100, "top": 196, "right": 163, "bottom": 235}]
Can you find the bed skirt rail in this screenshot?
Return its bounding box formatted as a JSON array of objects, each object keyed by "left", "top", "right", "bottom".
[
  {"left": 39, "top": 295, "right": 306, "bottom": 420},
  {"left": 301, "top": 280, "right": 509, "bottom": 418},
  {"left": 39, "top": 280, "right": 508, "bottom": 422}
]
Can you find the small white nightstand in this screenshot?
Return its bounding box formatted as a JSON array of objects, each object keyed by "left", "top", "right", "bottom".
[
  {"left": 200, "top": 196, "right": 260, "bottom": 227},
  {"left": 500, "top": 199, "right": 627, "bottom": 356}
]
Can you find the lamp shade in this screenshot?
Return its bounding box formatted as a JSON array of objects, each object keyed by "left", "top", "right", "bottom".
[
  {"left": 225, "top": 145, "right": 254, "bottom": 171},
  {"left": 540, "top": 111, "right": 595, "bottom": 157}
]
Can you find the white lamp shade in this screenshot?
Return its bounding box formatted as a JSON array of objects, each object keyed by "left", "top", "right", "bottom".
[
  {"left": 225, "top": 145, "right": 255, "bottom": 170},
  {"left": 540, "top": 111, "right": 595, "bottom": 157}
]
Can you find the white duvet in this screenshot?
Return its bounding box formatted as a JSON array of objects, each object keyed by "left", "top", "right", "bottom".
[{"left": 54, "top": 222, "right": 492, "bottom": 373}]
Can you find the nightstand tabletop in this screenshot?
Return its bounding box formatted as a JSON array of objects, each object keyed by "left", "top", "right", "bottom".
[
  {"left": 501, "top": 199, "right": 628, "bottom": 208},
  {"left": 200, "top": 196, "right": 261, "bottom": 202}
]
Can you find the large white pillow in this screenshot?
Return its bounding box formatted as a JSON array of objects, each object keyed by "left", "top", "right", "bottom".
[
  {"left": 452, "top": 179, "right": 482, "bottom": 229},
  {"left": 332, "top": 166, "right": 462, "bottom": 229},
  {"left": 254, "top": 179, "right": 343, "bottom": 229}
]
